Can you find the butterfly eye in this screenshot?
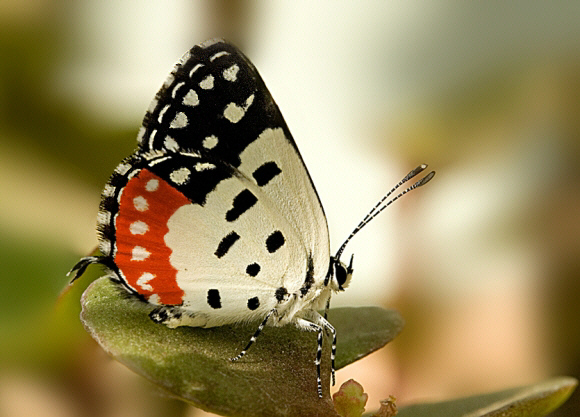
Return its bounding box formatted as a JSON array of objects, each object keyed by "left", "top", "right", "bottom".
[
  {"left": 332, "top": 255, "right": 353, "bottom": 291},
  {"left": 332, "top": 254, "right": 354, "bottom": 291},
  {"left": 335, "top": 263, "right": 347, "bottom": 289}
]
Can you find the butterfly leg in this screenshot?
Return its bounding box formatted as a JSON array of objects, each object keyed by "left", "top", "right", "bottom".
[
  {"left": 230, "top": 308, "right": 276, "bottom": 362},
  {"left": 295, "top": 318, "right": 325, "bottom": 397},
  {"left": 321, "top": 297, "right": 337, "bottom": 385},
  {"left": 323, "top": 318, "right": 336, "bottom": 386},
  {"left": 297, "top": 311, "right": 338, "bottom": 397}
]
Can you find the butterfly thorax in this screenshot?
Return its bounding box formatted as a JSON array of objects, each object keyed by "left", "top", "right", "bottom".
[{"left": 273, "top": 283, "right": 333, "bottom": 327}]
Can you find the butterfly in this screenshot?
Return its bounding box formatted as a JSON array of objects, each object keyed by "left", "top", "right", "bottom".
[{"left": 69, "top": 38, "right": 434, "bottom": 398}]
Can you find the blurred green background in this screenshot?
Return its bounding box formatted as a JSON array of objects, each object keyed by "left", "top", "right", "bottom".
[{"left": 1, "top": 2, "right": 579, "bottom": 416}]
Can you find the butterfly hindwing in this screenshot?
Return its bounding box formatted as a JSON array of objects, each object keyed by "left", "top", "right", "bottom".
[{"left": 97, "top": 137, "right": 319, "bottom": 326}]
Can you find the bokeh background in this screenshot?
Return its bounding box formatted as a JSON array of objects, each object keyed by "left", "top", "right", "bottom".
[{"left": 1, "top": 1, "right": 579, "bottom": 416}]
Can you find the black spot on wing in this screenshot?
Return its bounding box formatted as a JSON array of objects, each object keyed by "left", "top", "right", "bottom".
[
  {"left": 215, "top": 231, "right": 240, "bottom": 258},
  {"left": 207, "top": 289, "right": 221, "bottom": 309},
  {"left": 226, "top": 189, "right": 257, "bottom": 221},
  {"left": 253, "top": 161, "right": 281, "bottom": 186},
  {"left": 266, "top": 230, "right": 285, "bottom": 253},
  {"left": 275, "top": 287, "right": 288, "bottom": 302},
  {"left": 247, "top": 296, "right": 260, "bottom": 311},
  {"left": 246, "top": 263, "right": 260, "bottom": 277}
]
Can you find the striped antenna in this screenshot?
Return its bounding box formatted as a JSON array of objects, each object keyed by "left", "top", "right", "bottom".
[{"left": 335, "top": 164, "right": 435, "bottom": 261}]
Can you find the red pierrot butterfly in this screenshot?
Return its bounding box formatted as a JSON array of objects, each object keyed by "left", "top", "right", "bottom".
[{"left": 69, "top": 38, "right": 434, "bottom": 398}]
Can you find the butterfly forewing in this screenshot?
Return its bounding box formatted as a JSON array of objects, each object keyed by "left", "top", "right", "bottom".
[{"left": 133, "top": 40, "right": 329, "bottom": 297}]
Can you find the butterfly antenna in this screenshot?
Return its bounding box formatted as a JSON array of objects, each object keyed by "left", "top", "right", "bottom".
[{"left": 334, "top": 164, "right": 435, "bottom": 261}]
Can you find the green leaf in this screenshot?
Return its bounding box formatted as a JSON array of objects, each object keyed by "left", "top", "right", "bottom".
[
  {"left": 394, "top": 376, "right": 577, "bottom": 417},
  {"left": 80, "top": 277, "right": 404, "bottom": 417}
]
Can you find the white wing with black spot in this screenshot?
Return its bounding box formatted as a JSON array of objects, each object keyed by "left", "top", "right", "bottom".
[{"left": 96, "top": 40, "right": 330, "bottom": 325}]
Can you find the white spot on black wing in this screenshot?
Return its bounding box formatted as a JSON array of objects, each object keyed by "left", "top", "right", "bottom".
[
  {"left": 170, "top": 167, "right": 191, "bottom": 185},
  {"left": 170, "top": 112, "right": 188, "bottom": 129},
  {"left": 99, "top": 239, "right": 111, "bottom": 256},
  {"left": 148, "top": 129, "right": 158, "bottom": 150},
  {"left": 103, "top": 184, "right": 115, "bottom": 198},
  {"left": 189, "top": 63, "right": 204, "bottom": 78},
  {"left": 223, "top": 94, "right": 255, "bottom": 124},
  {"left": 223, "top": 64, "right": 239, "bottom": 82},
  {"left": 199, "top": 75, "right": 214, "bottom": 90},
  {"left": 97, "top": 210, "right": 111, "bottom": 226},
  {"left": 194, "top": 162, "right": 215, "bottom": 171},
  {"left": 136, "top": 127, "right": 146, "bottom": 144},
  {"left": 172, "top": 81, "right": 185, "bottom": 98},
  {"left": 164, "top": 136, "right": 180, "bottom": 152},
  {"left": 182, "top": 89, "right": 199, "bottom": 107},
  {"left": 203, "top": 135, "right": 218, "bottom": 149},
  {"left": 158, "top": 104, "right": 170, "bottom": 123},
  {"left": 210, "top": 51, "right": 230, "bottom": 62},
  {"left": 115, "top": 163, "right": 132, "bottom": 175},
  {"left": 148, "top": 156, "right": 170, "bottom": 167},
  {"left": 223, "top": 102, "right": 244, "bottom": 123}
]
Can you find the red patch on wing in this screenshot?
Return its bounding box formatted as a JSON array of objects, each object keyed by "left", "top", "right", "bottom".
[{"left": 114, "top": 169, "right": 189, "bottom": 305}]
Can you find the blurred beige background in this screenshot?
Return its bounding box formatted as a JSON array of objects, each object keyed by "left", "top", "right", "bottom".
[{"left": 1, "top": 1, "right": 579, "bottom": 416}]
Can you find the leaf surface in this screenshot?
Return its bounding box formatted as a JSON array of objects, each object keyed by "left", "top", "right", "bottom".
[
  {"left": 81, "top": 277, "right": 404, "bottom": 417},
  {"left": 393, "top": 376, "right": 577, "bottom": 417}
]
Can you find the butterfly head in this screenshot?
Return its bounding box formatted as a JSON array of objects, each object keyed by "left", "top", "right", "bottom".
[{"left": 329, "top": 254, "right": 354, "bottom": 292}]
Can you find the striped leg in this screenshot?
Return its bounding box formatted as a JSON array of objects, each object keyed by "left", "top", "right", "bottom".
[
  {"left": 298, "top": 313, "right": 340, "bottom": 397},
  {"left": 296, "top": 318, "right": 325, "bottom": 397},
  {"left": 319, "top": 317, "right": 336, "bottom": 386},
  {"left": 322, "top": 296, "right": 336, "bottom": 385},
  {"left": 230, "top": 308, "right": 276, "bottom": 362},
  {"left": 315, "top": 325, "right": 324, "bottom": 397}
]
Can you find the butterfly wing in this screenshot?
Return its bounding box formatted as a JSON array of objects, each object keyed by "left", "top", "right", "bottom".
[
  {"left": 97, "top": 40, "right": 330, "bottom": 326},
  {"left": 137, "top": 40, "right": 329, "bottom": 276}
]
